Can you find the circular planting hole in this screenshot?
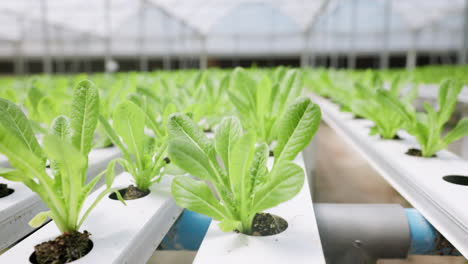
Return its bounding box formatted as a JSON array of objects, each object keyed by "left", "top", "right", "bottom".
[
  {"left": 102, "top": 142, "right": 115, "bottom": 148},
  {"left": 29, "top": 232, "right": 93, "bottom": 264},
  {"left": 0, "top": 183, "right": 14, "bottom": 198},
  {"left": 443, "top": 175, "right": 468, "bottom": 186},
  {"left": 381, "top": 134, "right": 401, "bottom": 140},
  {"left": 109, "top": 185, "right": 150, "bottom": 201},
  {"left": 0, "top": 188, "right": 14, "bottom": 198},
  {"left": 238, "top": 213, "right": 288, "bottom": 237},
  {"left": 405, "top": 148, "right": 436, "bottom": 158}
]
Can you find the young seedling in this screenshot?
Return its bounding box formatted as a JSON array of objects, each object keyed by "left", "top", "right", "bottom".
[
  {"left": 228, "top": 67, "right": 303, "bottom": 146},
  {"left": 168, "top": 97, "right": 321, "bottom": 235},
  {"left": 351, "top": 75, "right": 418, "bottom": 139},
  {"left": 0, "top": 80, "right": 124, "bottom": 263},
  {"left": 99, "top": 100, "right": 168, "bottom": 199},
  {"left": 381, "top": 80, "right": 468, "bottom": 157}
]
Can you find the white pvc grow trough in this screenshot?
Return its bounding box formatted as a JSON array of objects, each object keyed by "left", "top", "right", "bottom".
[
  {"left": 417, "top": 84, "right": 468, "bottom": 104},
  {"left": 313, "top": 94, "right": 468, "bottom": 257},
  {"left": 0, "top": 155, "right": 8, "bottom": 168},
  {"left": 194, "top": 152, "right": 326, "bottom": 264},
  {"left": 0, "top": 172, "right": 182, "bottom": 264},
  {"left": 0, "top": 147, "right": 121, "bottom": 251}
]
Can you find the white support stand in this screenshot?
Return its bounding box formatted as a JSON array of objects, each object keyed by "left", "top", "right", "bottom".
[
  {"left": 0, "top": 147, "right": 121, "bottom": 251},
  {"left": 193, "top": 153, "right": 326, "bottom": 264},
  {"left": 0, "top": 173, "right": 182, "bottom": 263},
  {"left": 313, "top": 94, "right": 468, "bottom": 257}
]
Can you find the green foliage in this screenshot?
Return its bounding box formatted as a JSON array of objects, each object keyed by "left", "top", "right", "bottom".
[
  {"left": 167, "top": 97, "right": 321, "bottom": 234},
  {"left": 0, "top": 80, "right": 123, "bottom": 234},
  {"left": 228, "top": 67, "right": 303, "bottom": 145},
  {"left": 99, "top": 100, "right": 168, "bottom": 191},
  {"left": 350, "top": 74, "right": 418, "bottom": 139},
  {"left": 381, "top": 80, "right": 468, "bottom": 157}
]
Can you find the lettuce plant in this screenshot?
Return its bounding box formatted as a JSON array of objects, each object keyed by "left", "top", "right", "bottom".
[
  {"left": 168, "top": 97, "right": 321, "bottom": 234},
  {"left": 99, "top": 100, "right": 168, "bottom": 192},
  {"left": 351, "top": 76, "right": 418, "bottom": 139},
  {"left": 127, "top": 86, "right": 176, "bottom": 139},
  {"left": 0, "top": 80, "right": 123, "bottom": 233},
  {"left": 228, "top": 67, "right": 303, "bottom": 145},
  {"left": 23, "top": 80, "right": 69, "bottom": 132},
  {"left": 382, "top": 80, "right": 468, "bottom": 157}
]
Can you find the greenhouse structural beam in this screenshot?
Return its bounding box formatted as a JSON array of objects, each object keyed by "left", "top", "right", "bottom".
[
  {"left": 380, "top": 0, "right": 391, "bottom": 69},
  {"left": 347, "top": 0, "right": 357, "bottom": 69},
  {"left": 459, "top": 0, "right": 468, "bottom": 65},
  {"left": 199, "top": 36, "right": 208, "bottom": 69},
  {"left": 139, "top": 0, "right": 148, "bottom": 72},
  {"left": 104, "top": 0, "right": 113, "bottom": 73},
  {"left": 406, "top": 32, "right": 418, "bottom": 69},
  {"left": 13, "top": 41, "right": 23, "bottom": 76},
  {"left": 300, "top": 31, "right": 311, "bottom": 68},
  {"left": 40, "top": 0, "right": 52, "bottom": 74}
]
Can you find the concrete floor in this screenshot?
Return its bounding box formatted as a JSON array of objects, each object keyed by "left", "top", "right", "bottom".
[{"left": 147, "top": 123, "right": 467, "bottom": 264}]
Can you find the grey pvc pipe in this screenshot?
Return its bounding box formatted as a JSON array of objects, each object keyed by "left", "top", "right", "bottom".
[{"left": 314, "top": 203, "right": 410, "bottom": 263}]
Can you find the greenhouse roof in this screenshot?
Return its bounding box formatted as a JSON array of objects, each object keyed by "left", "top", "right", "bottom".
[
  {"left": 0, "top": 0, "right": 465, "bottom": 58},
  {"left": 0, "top": 0, "right": 465, "bottom": 42}
]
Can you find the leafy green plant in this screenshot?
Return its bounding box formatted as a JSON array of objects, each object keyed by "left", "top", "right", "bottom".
[
  {"left": 99, "top": 100, "right": 168, "bottom": 192},
  {"left": 351, "top": 75, "right": 418, "bottom": 139},
  {"left": 94, "top": 76, "right": 134, "bottom": 148},
  {"left": 228, "top": 67, "right": 303, "bottom": 145},
  {"left": 381, "top": 80, "right": 468, "bottom": 157},
  {"left": 167, "top": 97, "right": 321, "bottom": 234},
  {"left": 127, "top": 86, "right": 176, "bottom": 139},
  {"left": 0, "top": 80, "right": 123, "bottom": 233}
]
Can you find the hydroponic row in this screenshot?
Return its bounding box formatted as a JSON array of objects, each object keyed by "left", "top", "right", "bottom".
[
  {"left": 307, "top": 69, "right": 468, "bottom": 157},
  {"left": 306, "top": 67, "right": 468, "bottom": 257},
  {"left": 0, "top": 65, "right": 467, "bottom": 263},
  {"left": 0, "top": 67, "right": 323, "bottom": 264}
]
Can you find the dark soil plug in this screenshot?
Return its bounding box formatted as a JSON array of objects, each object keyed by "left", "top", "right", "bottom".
[
  {"left": 164, "top": 157, "right": 171, "bottom": 164},
  {"left": 31, "top": 231, "right": 93, "bottom": 264},
  {"left": 0, "top": 183, "right": 14, "bottom": 198},
  {"left": 250, "top": 213, "right": 288, "bottom": 236},
  {"left": 353, "top": 115, "right": 365, "bottom": 120},
  {"left": 406, "top": 148, "right": 436, "bottom": 157},
  {"left": 123, "top": 185, "right": 149, "bottom": 200},
  {"left": 102, "top": 142, "right": 115, "bottom": 148},
  {"left": 381, "top": 134, "right": 401, "bottom": 140},
  {"left": 269, "top": 150, "right": 274, "bottom": 157},
  {"left": 109, "top": 185, "right": 150, "bottom": 200},
  {"left": 204, "top": 128, "right": 213, "bottom": 133}
]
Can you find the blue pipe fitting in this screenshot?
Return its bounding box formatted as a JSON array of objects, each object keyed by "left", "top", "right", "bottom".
[
  {"left": 405, "top": 208, "right": 460, "bottom": 256},
  {"left": 159, "top": 207, "right": 461, "bottom": 256},
  {"left": 159, "top": 209, "right": 212, "bottom": 250}
]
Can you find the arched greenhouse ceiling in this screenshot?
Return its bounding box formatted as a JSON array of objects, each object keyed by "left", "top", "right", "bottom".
[{"left": 0, "top": 0, "right": 465, "bottom": 57}]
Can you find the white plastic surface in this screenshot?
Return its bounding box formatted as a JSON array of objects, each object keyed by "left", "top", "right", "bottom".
[
  {"left": 418, "top": 84, "right": 468, "bottom": 104},
  {"left": 314, "top": 95, "right": 468, "bottom": 257},
  {"left": 0, "top": 147, "right": 121, "bottom": 251},
  {"left": 0, "top": 155, "right": 9, "bottom": 168},
  {"left": 0, "top": 172, "right": 182, "bottom": 263},
  {"left": 193, "top": 152, "right": 326, "bottom": 264}
]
